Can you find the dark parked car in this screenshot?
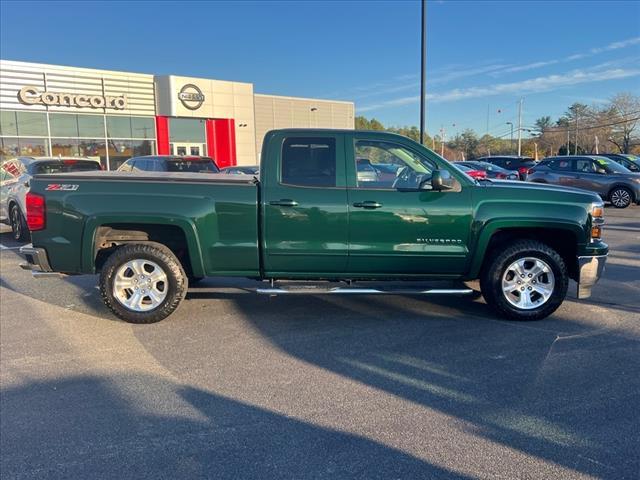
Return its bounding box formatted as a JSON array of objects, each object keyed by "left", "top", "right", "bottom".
[
  {"left": 458, "top": 161, "right": 519, "bottom": 180},
  {"left": 475, "top": 156, "right": 536, "bottom": 180},
  {"left": 117, "top": 156, "right": 219, "bottom": 173},
  {"left": 597, "top": 153, "right": 640, "bottom": 173},
  {"left": 528, "top": 155, "right": 640, "bottom": 208},
  {"left": 220, "top": 165, "right": 260, "bottom": 175}
]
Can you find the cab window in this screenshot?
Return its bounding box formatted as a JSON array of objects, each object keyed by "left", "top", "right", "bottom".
[
  {"left": 354, "top": 139, "right": 436, "bottom": 189},
  {"left": 281, "top": 137, "right": 336, "bottom": 187}
]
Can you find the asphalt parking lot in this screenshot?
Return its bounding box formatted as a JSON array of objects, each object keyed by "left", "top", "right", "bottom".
[{"left": 0, "top": 206, "right": 638, "bottom": 480}]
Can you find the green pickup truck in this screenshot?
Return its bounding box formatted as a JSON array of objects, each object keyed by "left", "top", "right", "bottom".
[{"left": 20, "top": 129, "right": 608, "bottom": 323}]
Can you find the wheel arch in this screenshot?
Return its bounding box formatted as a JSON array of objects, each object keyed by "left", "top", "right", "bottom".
[
  {"left": 469, "top": 222, "right": 582, "bottom": 281},
  {"left": 84, "top": 219, "right": 205, "bottom": 278},
  {"left": 607, "top": 183, "right": 635, "bottom": 202}
]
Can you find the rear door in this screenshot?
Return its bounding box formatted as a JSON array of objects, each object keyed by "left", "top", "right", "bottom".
[
  {"left": 545, "top": 157, "right": 576, "bottom": 185},
  {"left": 262, "top": 133, "right": 349, "bottom": 274}
]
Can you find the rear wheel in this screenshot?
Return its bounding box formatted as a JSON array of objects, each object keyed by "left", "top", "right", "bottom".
[
  {"left": 9, "top": 204, "right": 29, "bottom": 242},
  {"left": 480, "top": 240, "right": 568, "bottom": 321},
  {"left": 609, "top": 187, "right": 633, "bottom": 208},
  {"left": 99, "top": 242, "right": 187, "bottom": 323}
]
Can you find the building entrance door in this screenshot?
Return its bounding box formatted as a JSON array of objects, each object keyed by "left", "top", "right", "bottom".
[{"left": 172, "top": 143, "right": 206, "bottom": 156}]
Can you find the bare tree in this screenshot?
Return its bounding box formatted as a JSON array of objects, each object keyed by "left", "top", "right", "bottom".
[{"left": 605, "top": 93, "right": 640, "bottom": 153}]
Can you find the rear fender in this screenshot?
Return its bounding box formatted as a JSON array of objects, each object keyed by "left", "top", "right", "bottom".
[{"left": 81, "top": 215, "right": 205, "bottom": 276}]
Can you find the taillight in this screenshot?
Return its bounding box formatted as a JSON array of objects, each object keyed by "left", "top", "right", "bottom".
[
  {"left": 26, "top": 192, "right": 46, "bottom": 231},
  {"left": 496, "top": 173, "right": 507, "bottom": 179},
  {"left": 518, "top": 166, "right": 529, "bottom": 174}
]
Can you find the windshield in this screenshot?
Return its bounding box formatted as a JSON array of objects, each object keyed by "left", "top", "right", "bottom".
[
  {"left": 592, "top": 156, "right": 632, "bottom": 174},
  {"left": 166, "top": 158, "right": 219, "bottom": 173},
  {"left": 32, "top": 160, "right": 101, "bottom": 174}
]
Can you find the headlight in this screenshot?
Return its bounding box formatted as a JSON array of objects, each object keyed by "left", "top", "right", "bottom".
[{"left": 632, "top": 177, "right": 640, "bottom": 184}]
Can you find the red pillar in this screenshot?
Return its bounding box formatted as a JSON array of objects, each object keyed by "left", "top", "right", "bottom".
[
  {"left": 155, "top": 116, "right": 170, "bottom": 155},
  {"left": 205, "top": 118, "right": 237, "bottom": 168}
]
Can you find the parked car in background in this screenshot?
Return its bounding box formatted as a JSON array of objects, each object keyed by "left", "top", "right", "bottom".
[
  {"left": 458, "top": 161, "right": 519, "bottom": 180},
  {"left": 476, "top": 156, "right": 536, "bottom": 180},
  {"left": 117, "top": 156, "right": 219, "bottom": 173},
  {"left": 454, "top": 163, "right": 487, "bottom": 179},
  {"left": 220, "top": 165, "right": 260, "bottom": 175},
  {"left": 528, "top": 155, "right": 640, "bottom": 208},
  {"left": 597, "top": 153, "right": 640, "bottom": 173},
  {"left": 356, "top": 158, "right": 379, "bottom": 183},
  {"left": 372, "top": 163, "right": 402, "bottom": 183},
  {"left": 1, "top": 157, "right": 101, "bottom": 241}
]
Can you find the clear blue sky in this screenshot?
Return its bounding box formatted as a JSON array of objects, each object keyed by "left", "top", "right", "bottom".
[{"left": 1, "top": 0, "right": 639, "bottom": 138}]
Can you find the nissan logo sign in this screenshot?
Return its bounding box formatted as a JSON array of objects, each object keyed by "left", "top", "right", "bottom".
[
  {"left": 18, "top": 86, "right": 127, "bottom": 110},
  {"left": 178, "top": 84, "right": 205, "bottom": 110}
]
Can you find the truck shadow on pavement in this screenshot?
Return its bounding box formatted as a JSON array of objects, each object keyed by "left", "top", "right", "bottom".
[
  {"left": 0, "top": 374, "right": 470, "bottom": 480},
  {"left": 182, "top": 291, "right": 639, "bottom": 479}
]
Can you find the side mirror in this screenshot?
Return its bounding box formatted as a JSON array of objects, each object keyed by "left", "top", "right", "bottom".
[{"left": 431, "top": 169, "right": 455, "bottom": 191}]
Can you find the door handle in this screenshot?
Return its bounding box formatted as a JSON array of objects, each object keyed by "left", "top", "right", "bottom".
[
  {"left": 269, "top": 199, "right": 298, "bottom": 207},
  {"left": 353, "top": 201, "right": 383, "bottom": 209}
]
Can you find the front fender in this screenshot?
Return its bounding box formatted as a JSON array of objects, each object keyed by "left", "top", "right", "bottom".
[
  {"left": 466, "top": 217, "right": 586, "bottom": 279},
  {"left": 81, "top": 214, "right": 205, "bottom": 276}
]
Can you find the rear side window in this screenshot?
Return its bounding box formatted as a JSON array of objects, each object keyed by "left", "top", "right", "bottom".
[
  {"left": 281, "top": 137, "right": 336, "bottom": 187},
  {"left": 166, "top": 158, "right": 218, "bottom": 172},
  {"left": 32, "top": 160, "right": 100, "bottom": 174},
  {"left": 548, "top": 159, "right": 572, "bottom": 171}
]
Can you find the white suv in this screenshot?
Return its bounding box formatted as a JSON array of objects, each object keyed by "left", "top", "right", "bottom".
[{"left": 1, "top": 157, "right": 101, "bottom": 241}]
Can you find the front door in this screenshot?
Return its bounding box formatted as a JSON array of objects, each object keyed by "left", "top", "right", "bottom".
[
  {"left": 262, "top": 133, "right": 349, "bottom": 274},
  {"left": 346, "top": 135, "right": 473, "bottom": 275},
  {"left": 172, "top": 143, "right": 205, "bottom": 156}
]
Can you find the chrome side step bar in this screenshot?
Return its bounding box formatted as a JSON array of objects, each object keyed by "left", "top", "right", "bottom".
[{"left": 256, "top": 287, "right": 474, "bottom": 296}]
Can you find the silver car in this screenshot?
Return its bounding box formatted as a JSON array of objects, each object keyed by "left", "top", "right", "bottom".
[
  {"left": 1, "top": 157, "right": 101, "bottom": 241},
  {"left": 528, "top": 155, "right": 640, "bottom": 208}
]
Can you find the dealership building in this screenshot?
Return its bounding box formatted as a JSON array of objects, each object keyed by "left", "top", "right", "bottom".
[{"left": 0, "top": 60, "right": 354, "bottom": 169}]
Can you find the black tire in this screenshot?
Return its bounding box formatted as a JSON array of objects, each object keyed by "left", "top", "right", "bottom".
[
  {"left": 609, "top": 187, "right": 633, "bottom": 209},
  {"left": 9, "top": 204, "right": 29, "bottom": 242},
  {"left": 480, "top": 240, "right": 568, "bottom": 321},
  {"left": 99, "top": 242, "right": 188, "bottom": 324}
]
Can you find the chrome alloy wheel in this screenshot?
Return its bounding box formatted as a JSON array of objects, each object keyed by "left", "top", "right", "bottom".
[
  {"left": 610, "top": 188, "right": 631, "bottom": 208},
  {"left": 10, "top": 207, "right": 21, "bottom": 240},
  {"left": 113, "top": 259, "right": 168, "bottom": 312},
  {"left": 501, "top": 257, "right": 555, "bottom": 310}
]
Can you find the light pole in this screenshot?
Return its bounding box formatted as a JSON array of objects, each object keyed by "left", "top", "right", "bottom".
[
  {"left": 419, "top": 0, "right": 427, "bottom": 145},
  {"left": 517, "top": 98, "right": 523, "bottom": 156},
  {"left": 506, "top": 122, "right": 514, "bottom": 154}
]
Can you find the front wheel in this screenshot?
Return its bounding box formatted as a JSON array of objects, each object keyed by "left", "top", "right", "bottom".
[
  {"left": 609, "top": 187, "right": 633, "bottom": 208},
  {"left": 99, "top": 242, "right": 188, "bottom": 323},
  {"left": 480, "top": 240, "right": 568, "bottom": 321}
]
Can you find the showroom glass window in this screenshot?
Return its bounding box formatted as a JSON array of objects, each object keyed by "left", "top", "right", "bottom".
[
  {"left": 0, "top": 110, "right": 49, "bottom": 161},
  {"left": 0, "top": 109, "right": 155, "bottom": 168}
]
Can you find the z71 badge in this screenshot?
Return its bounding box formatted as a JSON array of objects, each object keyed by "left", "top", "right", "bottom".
[{"left": 45, "top": 184, "right": 79, "bottom": 191}]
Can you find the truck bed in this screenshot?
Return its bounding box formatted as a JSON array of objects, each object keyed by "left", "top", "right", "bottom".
[{"left": 29, "top": 171, "right": 260, "bottom": 276}]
